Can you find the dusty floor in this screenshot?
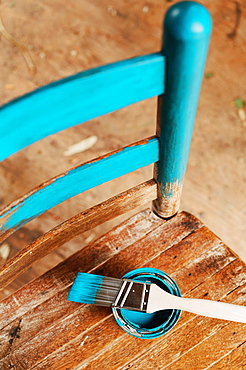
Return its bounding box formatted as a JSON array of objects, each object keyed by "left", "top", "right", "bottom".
[{"left": 0, "top": 0, "right": 245, "bottom": 298}]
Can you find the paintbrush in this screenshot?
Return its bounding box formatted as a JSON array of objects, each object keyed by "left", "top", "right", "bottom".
[{"left": 68, "top": 272, "right": 246, "bottom": 323}]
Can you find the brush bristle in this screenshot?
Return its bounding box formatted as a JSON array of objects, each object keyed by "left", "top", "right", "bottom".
[{"left": 68, "top": 273, "right": 123, "bottom": 307}]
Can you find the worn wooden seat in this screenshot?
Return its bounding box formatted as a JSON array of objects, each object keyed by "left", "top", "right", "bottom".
[
  {"left": 1, "top": 210, "right": 246, "bottom": 369},
  {"left": 0, "top": 2, "right": 246, "bottom": 369}
]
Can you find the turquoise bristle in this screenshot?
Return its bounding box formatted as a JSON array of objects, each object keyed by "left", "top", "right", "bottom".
[{"left": 68, "top": 273, "right": 104, "bottom": 304}]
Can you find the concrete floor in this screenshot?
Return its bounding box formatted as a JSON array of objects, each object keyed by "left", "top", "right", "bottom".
[{"left": 0, "top": 0, "right": 245, "bottom": 298}]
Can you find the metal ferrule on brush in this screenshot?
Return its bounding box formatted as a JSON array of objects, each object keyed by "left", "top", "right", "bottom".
[{"left": 112, "top": 279, "right": 151, "bottom": 312}]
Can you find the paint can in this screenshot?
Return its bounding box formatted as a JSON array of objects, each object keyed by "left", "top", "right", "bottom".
[{"left": 112, "top": 267, "right": 181, "bottom": 339}]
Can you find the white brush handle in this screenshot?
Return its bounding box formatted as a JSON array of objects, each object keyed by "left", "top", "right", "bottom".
[{"left": 147, "top": 285, "right": 246, "bottom": 323}]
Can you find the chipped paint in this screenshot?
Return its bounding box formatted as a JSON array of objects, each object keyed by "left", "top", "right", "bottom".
[
  {"left": 0, "top": 209, "right": 16, "bottom": 230},
  {"left": 152, "top": 180, "right": 183, "bottom": 218}
]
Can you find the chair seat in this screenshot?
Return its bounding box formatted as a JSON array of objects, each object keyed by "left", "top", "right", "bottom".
[{"left": 0, "top": 209, "right": 245, "bottom": 370}]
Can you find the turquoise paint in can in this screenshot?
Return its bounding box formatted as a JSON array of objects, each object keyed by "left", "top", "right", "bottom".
[{"left": 112, "top": 268, "right": 181, "bottom": 339}]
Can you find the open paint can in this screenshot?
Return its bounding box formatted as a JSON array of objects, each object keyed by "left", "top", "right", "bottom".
[{"left": 112, "top": 267, "right": 181, "bottom": 339}]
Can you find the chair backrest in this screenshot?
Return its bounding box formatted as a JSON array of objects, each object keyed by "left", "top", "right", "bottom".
[{"left": 0, "top": 1, "right": 212, "bottom": 290}]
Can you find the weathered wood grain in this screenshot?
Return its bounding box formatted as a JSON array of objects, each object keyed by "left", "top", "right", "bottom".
[
  {"left": 207, "top": 341, "right": 246, "bottom": 369},
  {"left": 159, "top": 321, "right": 246, "bottom": 370},
  {"left": 0, "top": 211, "right": 245, "bottom": 370},
  {"left": 0, "top": 180, "right": 157, "bottom": 291},
  {"left": 0, "top": 137, "right": 158, "bottom": 241},
  {"left": 1, "top": 211, "right": 245, "bottom": 370},
  {"left": 125, "top": 320, "right": 246, "bottom": 370},
  {"left": 93, "top": 211, "right": 203, "bottom": 279}
]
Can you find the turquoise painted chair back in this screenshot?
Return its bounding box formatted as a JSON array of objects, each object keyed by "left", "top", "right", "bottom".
[{"left": 0, "top": 1, "right": 212, "bottom": 289}]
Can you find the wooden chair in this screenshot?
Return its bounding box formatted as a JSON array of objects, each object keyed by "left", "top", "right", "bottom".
[{"left": 1, "top": 2, "right": 246, "bottom": 369}]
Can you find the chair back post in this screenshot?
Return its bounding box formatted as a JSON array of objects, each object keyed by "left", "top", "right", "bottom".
[{"left": 153, "top": 1, "right": 212, "bottom": 218}]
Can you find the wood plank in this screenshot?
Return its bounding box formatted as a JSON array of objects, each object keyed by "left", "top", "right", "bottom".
[
  {"left": 207, "top": 341, "right": 246, "bottom": 369},
  {"left": 141, "top": 227, "right": 227, "bottom": 280},
  {"left": 171, "top": 243, "right": 237, "bottom": 294},
  {"left": 0, "top": 137, "right": 158, "bottom": 240},
  {"left": 158, "top": 320, "right": 246, "bottom": 370},
  {"left": 0, "top": 53, "right": 165, "bottom": 161},
  {"left": 0, "top": 180, "right": 157, "bottom": 291}
]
